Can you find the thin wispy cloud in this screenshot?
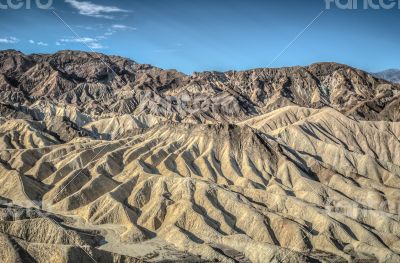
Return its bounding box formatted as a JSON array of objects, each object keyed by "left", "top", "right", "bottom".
[
  {"left": 29, "top": 40, "right": 49, "bottom": 46},
  {"left": 65, "top": 0, "right": 130, "bottom": 19},
  {"left": 87, "top": 42, "right": 105, "bottom": 49},
  {"left": 60, "top": 37, "right": 97, "bottom": 43},
  {"left": 55, "top": 22, "right": 135, "bottom": 51},
  {"left": 76, "top": 25, "right": 97, "bottom": 30},
  {"left": 59, "top": 37, "right": 105, "bottom": 49},
  {"left": 96, "top": 35, "right": 107, "bottom": 40},
  {"left": 37, "top": 42, "right": 49, "bottom": 46},
  {"left": 99, "top": 24, "right": 136, "bottom": 38},
  {"left": 112, "top": 24, "right": 136, "bottom": 30},
  {"left": 0, "top": 37, "right": 19, "bottom": 44}
]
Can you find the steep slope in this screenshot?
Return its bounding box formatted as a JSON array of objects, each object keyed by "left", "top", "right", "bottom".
[{"left": 0, "top": 201, "right": 145, "bottom": 263}]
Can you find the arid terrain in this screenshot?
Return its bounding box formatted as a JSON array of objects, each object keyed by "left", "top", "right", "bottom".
[{"left": 0, "top": 50, "right": 400, "bottom": 263}]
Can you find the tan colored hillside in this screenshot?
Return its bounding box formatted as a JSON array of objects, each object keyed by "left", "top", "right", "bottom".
[{"left": 0, "top": 51, "right": 400, "bottom": 262}]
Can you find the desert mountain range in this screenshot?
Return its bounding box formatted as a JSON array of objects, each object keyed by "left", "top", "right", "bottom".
[
  {"left": 374, "top": 69, "right": 400, "bottom": 84},
  {"left": 0, "top": 50, "right": 400, "bottom": 263}
]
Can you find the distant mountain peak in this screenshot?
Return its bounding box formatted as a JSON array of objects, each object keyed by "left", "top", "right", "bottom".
[
  {"left": 374, "top": 69, "right": 400, "bottom": 84},
  {"left": 0, "top": 50, "right": 399, "bottom": 122}
]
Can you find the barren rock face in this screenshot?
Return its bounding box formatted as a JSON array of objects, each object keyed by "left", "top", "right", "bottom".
[
  {"left": 0, "top": 50, "right": 399, "bottom": 263},
  {"left": 1, "top": 49, "right": 399, "bottom": 123}
]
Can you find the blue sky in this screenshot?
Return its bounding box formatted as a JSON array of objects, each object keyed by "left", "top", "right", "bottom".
[{"left": 0, "top": 0, "right": 399, "bottom": 74}]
